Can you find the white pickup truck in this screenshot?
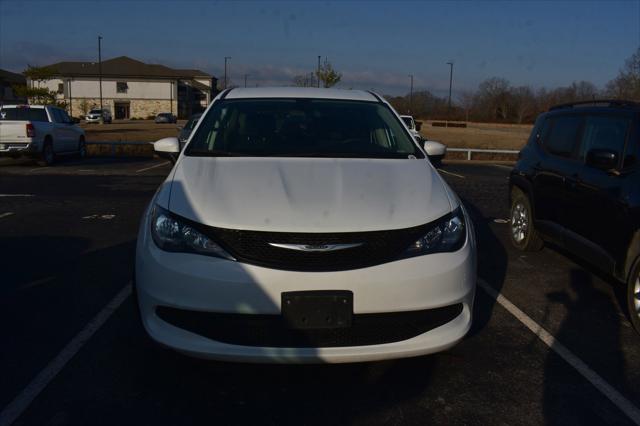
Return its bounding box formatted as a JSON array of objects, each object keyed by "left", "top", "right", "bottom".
[{"left": 0, "top": 104, "right": 86, "bottom": 165}]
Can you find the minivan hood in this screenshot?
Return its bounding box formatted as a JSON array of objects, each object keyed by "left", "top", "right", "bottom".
[{"left": 168, "top": 156, "right": 452, "bottom": 232}]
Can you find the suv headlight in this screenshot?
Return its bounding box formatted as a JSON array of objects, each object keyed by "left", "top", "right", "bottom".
[
  {"left": 402, "top": 207, "right": 466, "bottom": 258},
  {"left": 150, "top": 205, "right": 234, "bottom": 260}
]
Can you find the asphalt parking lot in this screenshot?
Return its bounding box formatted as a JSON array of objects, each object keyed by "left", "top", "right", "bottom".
[{"left": 0, "top": 157, "right": 639, "bottom": 425}]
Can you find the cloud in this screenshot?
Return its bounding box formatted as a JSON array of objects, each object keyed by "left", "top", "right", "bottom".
[{"left": 0, "top": 41, "right": 93, "bottom": 72}]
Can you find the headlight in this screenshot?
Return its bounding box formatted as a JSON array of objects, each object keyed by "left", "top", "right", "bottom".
[
  {"left": 403, "top": 208, "right": 466, "bottom": 257},
  {"left": 150, "top": 205, "right": 234, "bottom": 260}
]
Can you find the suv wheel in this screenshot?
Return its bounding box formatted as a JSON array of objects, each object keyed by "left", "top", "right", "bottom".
[
  {"left": 628, "top": 260, "right": 640, "bottom": 334},
  {"left": 510, "top": 187, "right": 544, "bottom": 251}
]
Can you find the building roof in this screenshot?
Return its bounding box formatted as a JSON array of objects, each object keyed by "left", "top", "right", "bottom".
[
  {"left": 0, "top": 68, "right": 26, "bottom": 84},
  {"left": 225, "top": 87, "right": 379, "bottom": 102},
  {"left": 44, "top": 56, "right": 212, "bottom": 80}
]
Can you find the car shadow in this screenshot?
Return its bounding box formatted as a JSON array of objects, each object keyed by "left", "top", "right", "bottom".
[{"left": 542, "top": 268, "right": 632, "bottom": 425}]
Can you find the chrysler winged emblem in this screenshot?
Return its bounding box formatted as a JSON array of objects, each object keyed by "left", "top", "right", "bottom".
[{"left": 268, "top": 243, "right": 363, "bottom": 252}]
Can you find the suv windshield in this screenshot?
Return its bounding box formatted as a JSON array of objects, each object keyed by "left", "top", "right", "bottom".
[
  {"left": 89, "top": 109, "right": 102, "bottom": 114},
  {"left": 186, "top": 99, "right": 422, "bottom": 159}
]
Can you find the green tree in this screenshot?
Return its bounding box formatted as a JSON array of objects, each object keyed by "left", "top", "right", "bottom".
[
  {"left": 317, "top": 59, "right": 342, "bottom": 88},
  {"left": 20, "top": 65, "right": 62, "bottom": 106}
]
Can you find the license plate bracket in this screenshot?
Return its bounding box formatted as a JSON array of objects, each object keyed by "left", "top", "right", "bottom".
[{"left": 282, "top": 291, "right": 353, "bottom": 329}]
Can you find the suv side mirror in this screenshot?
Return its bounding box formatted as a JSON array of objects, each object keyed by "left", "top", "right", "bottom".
[{"left": 586, "top": 149, "right": 618, "bottom": 171}]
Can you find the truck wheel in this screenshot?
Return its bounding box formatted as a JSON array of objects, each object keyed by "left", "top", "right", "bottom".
[
  {"left": 78, "top": 137, "right": 87, "bottom": 158},
  {"left": 38, "top": 138, "right": 55, "bottom": 166},
  {"left": 627, "top": 259, "right": 640, "bottom": 335},
  {"left": 510, "top": 187, "right": 543, "bottom": 251}
]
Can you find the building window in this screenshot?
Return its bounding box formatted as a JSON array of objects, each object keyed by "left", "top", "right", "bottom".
[
  {"left": 117, "top": 82, "right": 128, "bottom": 93},
  {"left": 57, "top": 83, "right": 64, "bottom": 94}
]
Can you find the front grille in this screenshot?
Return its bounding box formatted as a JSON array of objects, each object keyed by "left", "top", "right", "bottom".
[
  {"left": 203, "top": 224, "right": 430, "bottom": 271},
  {"left": 156, "top": 304, "right": 463, "bottom": 348}
]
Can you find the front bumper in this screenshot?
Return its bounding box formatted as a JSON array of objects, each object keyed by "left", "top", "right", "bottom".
[
  {"left": 135, "top": 207, "right": 477, "bottom": 363},
  {"left": 85, "top": 116, "right": 102, "bottom": 123}
]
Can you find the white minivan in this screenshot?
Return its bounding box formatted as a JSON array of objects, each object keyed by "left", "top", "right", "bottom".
[{"left": 136, "top": 87, "right": 476, "bottom": 363}]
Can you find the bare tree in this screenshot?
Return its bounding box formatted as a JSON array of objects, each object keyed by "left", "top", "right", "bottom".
[
  {"left": 606, "top": 47, "right": 640, "bottom": 100},
  {"left": 510, "top": 86, "right": 535, "bottom": 124},
  {"left": 457, "top": 90, "right": 475, "bottom": 122}
]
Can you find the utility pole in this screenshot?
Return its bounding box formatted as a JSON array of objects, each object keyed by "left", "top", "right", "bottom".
[
  {"left": 408, "top": 74, "right": 414, "bottom": 114},
  {"left": 98, "top": 36, "right": 103, "bottom": 111},
  {"left": 446, "top": 62, "right": 454, "bottom": 114},
  {"left": 317, "top": 55, "right": 321, "bottom": 88},
  {"left": 244, "top": 74, "right": 249, "bottom": 88},
  {"left": 224, "top": 56, "right": 231, "bottom": 89}
]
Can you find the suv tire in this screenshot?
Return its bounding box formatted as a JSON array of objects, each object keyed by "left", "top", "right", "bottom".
[
  {"left": 627, "top": 258, "right": 640, "bottom": 334},
  {"left": 510, "top": 187, "right": 544, "bottom": 251}
]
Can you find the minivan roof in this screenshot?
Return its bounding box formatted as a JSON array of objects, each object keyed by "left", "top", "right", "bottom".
[{"left": 224, "top": 87, "right": 380, "bottom": 102}]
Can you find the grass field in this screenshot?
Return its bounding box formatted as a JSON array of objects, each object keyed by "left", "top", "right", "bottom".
[
  {"left": 419, "top": 120, "right": 532, "bottom": 150},
  {"left": 82, "top": 119, "right": 533, "bottom": 151}
]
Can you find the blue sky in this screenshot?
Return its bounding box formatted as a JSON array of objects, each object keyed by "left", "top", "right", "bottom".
[{"left": 0, "top": 0, "right": 638, "bottom": 96}]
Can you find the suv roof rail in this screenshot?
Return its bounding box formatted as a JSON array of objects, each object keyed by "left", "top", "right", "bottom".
[{"left": 549, "top": 99, "right": 640, "bottom": 111}]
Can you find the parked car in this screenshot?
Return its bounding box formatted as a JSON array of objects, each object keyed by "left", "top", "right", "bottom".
[
  {"left": 178, "top": 112, "right": 203, "bottom": 148},
  {"left": 85, "top": 108, "right": 112, "bottom": 124},
  {"left": 509, "top": 99, "right": 640, "bottom": 333},
  {"left": 0, "top": 104, "right": 86, "bottom": 165},
  {"left": 155, "top": 112, "right": 177, "bottom": 124},
  {"left": 400, "top": 115, "right": 447, "bottom": 166},
  {"left": 139, "top": 87, "right": 477, "bottom": 363}
]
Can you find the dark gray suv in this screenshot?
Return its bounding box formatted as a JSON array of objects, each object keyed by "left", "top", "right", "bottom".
[{"left": 509, "top": 100, "right": 640, "bottom": 333}]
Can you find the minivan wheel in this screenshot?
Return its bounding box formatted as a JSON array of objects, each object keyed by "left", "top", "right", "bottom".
[
  {"left": 510, "top": 187, "right": 543, "bottom": 251},
  {"left": 627, "top": 260, "right": 640, "bottom": 334}
]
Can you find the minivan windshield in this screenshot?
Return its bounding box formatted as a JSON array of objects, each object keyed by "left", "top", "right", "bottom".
[{"left": 186, "top": 99, "right": 422, "bottom": 158}]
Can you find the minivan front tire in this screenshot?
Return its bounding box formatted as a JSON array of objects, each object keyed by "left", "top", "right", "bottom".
[
  {"left": 627, "top": 259, "right": 640, "bottom": 334},
  {"left": 510, "top": 187, "right": 544, "bottom": 251}
]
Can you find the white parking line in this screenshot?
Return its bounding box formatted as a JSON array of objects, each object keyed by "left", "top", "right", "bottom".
[
  {"left": 0, "top": 212, "right": 14, "bottom": 219},
  {"left": 28, "top": 167, "right": 49, "bottom": 173},
  {"left": 491, "top": 164, "right": 513, "bottom": 170},
  {"left": 0, "top": 284, "right": 132, "bottom": 426},
  {"left": 437, "top": 168, "right": 465, "bottom": 179},
  {"left": 0, "top": 194, "right": 34, "bottom": 197},
  {"left": 136, "top": 161, "right": 170, "bottom": 173},
  {"left": 478, "top": 280, "right": 640, "bottom": 425}
]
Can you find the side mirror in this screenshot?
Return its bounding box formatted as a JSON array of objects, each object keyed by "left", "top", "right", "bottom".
[
  {"left": 154, "top": 137, "right": 180, "bottom": 154},
  {"left": 586, "top": 149, "right": 618, "bottom": 170},
  {"left": 415, "top": 121, "right": 422, "bottom": 131}
]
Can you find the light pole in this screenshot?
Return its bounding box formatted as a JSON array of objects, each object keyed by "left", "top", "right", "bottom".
[
  {"left": 243, "top": 74, "right": 249, "bottom": 88},
  {"left": 446, "top": 62, "right": 454, "bottom": 114},
  {"left": 317, "top": 55, "right": 321, "bottom": 88},
  {"left": 224, "top": 56, "right": 231, "bottom": 89},
  {"left": 98, "top": 36, "right": 103, "bottom": 111},
  {"left": 408, "top": 74, "right": 414, "bottom": 114}
]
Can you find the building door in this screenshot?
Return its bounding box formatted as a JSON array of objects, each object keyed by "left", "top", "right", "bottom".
[{"left": 114, "top": 102, "right": 130, "bottom": 119}]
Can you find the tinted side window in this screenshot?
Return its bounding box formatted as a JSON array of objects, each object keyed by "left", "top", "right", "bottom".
[
  {"left": 544, "top": 115, "right": 582, "bottom": 158},
  {"left": 51, "top": 109, "right": 64, "bottom": 123},
  {"left": 578, "top": 115, "right": 630, "bottom": 163},
  {"left": 59, "top": 110, "right": 71, "bottom": 123}
]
